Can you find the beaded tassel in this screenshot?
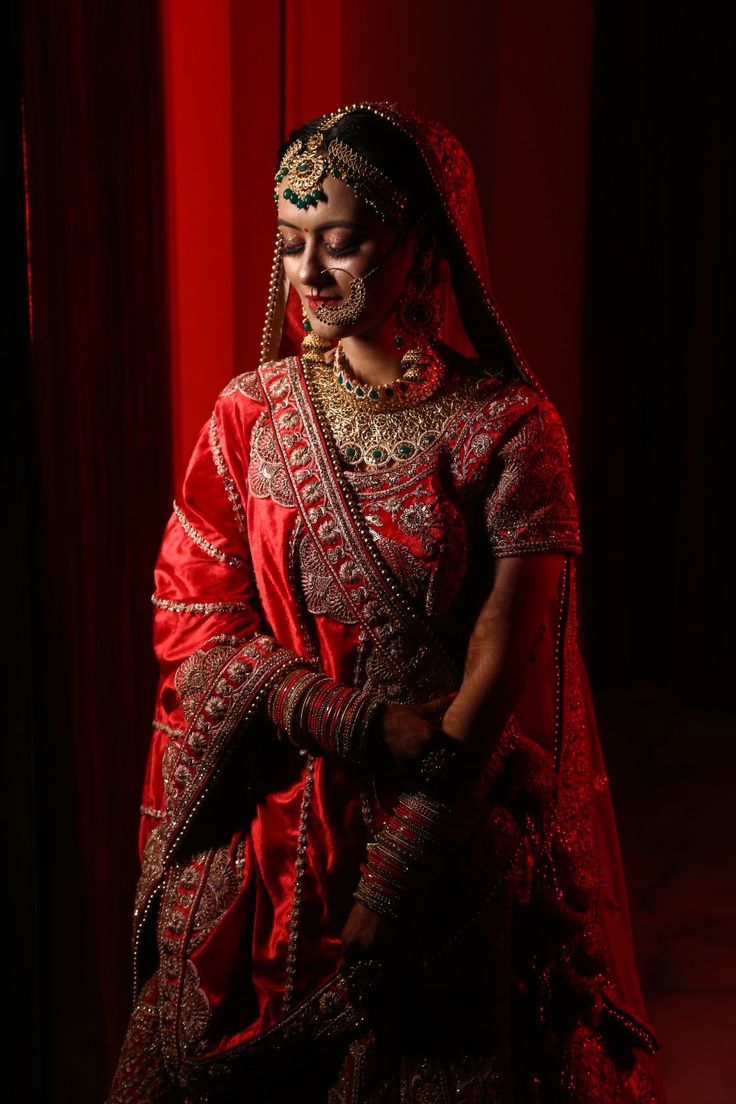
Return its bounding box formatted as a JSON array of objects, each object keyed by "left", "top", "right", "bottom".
[{"left": 259, "top": 232, "right": 285, "bottom": 366}]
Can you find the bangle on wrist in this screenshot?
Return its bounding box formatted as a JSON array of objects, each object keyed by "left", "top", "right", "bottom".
[
  {"left": 353, "top": 789, "right": 454, "bottom": 920},
  {"left": 266, "top": 666, "right": 382, "bottom": 769}
]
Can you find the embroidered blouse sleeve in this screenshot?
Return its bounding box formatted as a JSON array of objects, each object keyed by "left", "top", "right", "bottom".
[{"left": 483, "top": 397, "right": 582, "bottom": 557}]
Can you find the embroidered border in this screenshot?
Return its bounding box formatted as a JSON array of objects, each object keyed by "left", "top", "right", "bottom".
[
  {"left": 257, "top": 358, "right": 458, "bottom": 700},
  {"left": 209, "top": 412, "right": 248, "bottom": 538},
  {"left": 157, "top": 843, "right": 245, "bottom": 1069},
  {"left": 248, "top": 410, "right": 298, "bottom": 508},
  {"left": 178, "top": 960, "right": 387, "bottom": 1097},
  {"left": 173, "top": 501, "right": 246, "bottom": 570},
  {"left": 287, "top": 518, "right": 322, "bottom": 666},
  {"left": 153, "top": 720, "right": 186, "bottom": 739},
  {"left": 133, "top": 634, "right": 304, "bottom": 997},
  {"left": 152, "top": 595, "right": 250, "bottom": 615}
]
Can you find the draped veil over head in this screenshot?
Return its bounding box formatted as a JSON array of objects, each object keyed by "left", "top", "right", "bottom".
[{"left": 261, "top": 101, "right": 543, "bottom": 393}]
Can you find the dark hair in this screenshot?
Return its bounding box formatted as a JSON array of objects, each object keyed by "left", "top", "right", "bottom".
[{"left": 277, "top": 109, "right": 442, "bottom": 232}]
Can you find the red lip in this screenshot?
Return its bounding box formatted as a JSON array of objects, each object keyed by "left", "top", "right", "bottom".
[{"left": 306, "top": 295, "right": 341, "bottom": 308}]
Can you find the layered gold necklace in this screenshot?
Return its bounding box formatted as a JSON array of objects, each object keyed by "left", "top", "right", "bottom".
[{"left": 305, "top": 344, "right": 474, "bottom": 469}]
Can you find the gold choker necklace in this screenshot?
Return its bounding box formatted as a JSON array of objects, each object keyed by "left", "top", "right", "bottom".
[
  {"left": 306, "top": 351, "right": 473, "bottom": 469},
  {"left": 332, "top": 343, "right": 445, "bottom": 408}
]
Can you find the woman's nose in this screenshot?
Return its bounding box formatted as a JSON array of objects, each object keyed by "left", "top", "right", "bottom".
[{"left": 297, "top": 241, "right": 325, "bottom": 287}]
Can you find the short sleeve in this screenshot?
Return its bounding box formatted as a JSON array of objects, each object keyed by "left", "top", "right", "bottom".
[{"left": 483, "top": 398, "right": 582, "bottom": 557}]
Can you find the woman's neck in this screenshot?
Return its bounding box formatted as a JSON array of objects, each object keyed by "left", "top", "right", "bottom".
[{"left": 337, "top": 323, "right": 406, "bottom": 386}]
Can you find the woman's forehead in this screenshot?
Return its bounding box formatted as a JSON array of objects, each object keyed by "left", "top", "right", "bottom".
[{"left": 276, "top": 174, "right": 381, "bottom": 232}]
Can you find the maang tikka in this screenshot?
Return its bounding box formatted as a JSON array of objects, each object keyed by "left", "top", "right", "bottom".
[{"left": 274, "top": 115, "right": 408, "bottom": 225}]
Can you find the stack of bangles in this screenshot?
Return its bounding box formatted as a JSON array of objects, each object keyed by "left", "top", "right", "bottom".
[
  {"left": 354, "top": 732, "right": 472, "bottom": 922},
  {"left": 268, "top": 666, "right": 472, "bottom": 923},
  {"left": 266, "top": 666, "right": 385, "bottom": 769},
  {"left": 354, "top": 789, "right": 454, "bottom": 921}
]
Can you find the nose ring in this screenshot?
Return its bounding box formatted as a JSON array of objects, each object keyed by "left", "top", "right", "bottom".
[{"left": 312, "top": 267, "right": 367, "bottom": 326}]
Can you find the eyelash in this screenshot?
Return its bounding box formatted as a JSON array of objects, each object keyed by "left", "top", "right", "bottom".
[{"left": 281, "top": 241, "right": 360, "bottom": 257}]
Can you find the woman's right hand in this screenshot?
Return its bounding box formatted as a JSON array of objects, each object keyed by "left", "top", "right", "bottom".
[{"left": 379, "top": 695, "right": 456, "bottom": 772}]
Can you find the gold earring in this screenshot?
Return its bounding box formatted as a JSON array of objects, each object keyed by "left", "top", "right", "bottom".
[
  {"left": 300, "top": 308, "right": 332, "bottom": 364},
  {"left": 394, "top": 280, "right": 442, "bottom": 362}
]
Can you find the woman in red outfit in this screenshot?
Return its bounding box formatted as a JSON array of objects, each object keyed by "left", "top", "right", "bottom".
[{"left": 109, "top": 103, "right": 666, "bottom": 1102}]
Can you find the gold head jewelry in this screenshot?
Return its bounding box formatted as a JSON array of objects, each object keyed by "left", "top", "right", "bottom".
[{"left": 275, "top": 111, "right": 408, "bottom": 224}]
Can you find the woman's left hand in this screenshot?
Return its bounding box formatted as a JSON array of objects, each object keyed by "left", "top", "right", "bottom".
[{"left": 340, "top": 901, "right": 399, "bottom": 966}]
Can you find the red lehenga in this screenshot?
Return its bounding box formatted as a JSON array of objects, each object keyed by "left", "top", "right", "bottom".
[{"left": 109, "top": 104, "right": 666, "bottom": 1103}]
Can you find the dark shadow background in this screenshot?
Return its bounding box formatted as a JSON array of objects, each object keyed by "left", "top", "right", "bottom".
[{"left": 8, "top": 1, "right": 733, "bottom": 1100}]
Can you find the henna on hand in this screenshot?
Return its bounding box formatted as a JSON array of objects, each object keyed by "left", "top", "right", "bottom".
[{"left": 379, "top": 694, "right": 456, "bottom": 771}]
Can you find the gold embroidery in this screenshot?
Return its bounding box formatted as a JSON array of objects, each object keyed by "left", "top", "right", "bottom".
[
  {"left": 342, "top": 473, "right": 469, "bottom": 633},
  {"left": 134, "top": 820, "right": 167, "bottom": 934},
  {"left": 209, "top": 412, "right": 247, "bottom": 537},
  {"left": 172, "top": 501, "right": 246, "bottom": 570},
  {"left": 363, "top": 527, "right": 429, "bottom": 602},
  {"left": 189, "top": 846, "right": 242, "bottom": 950},
  {"left": 140, "top": 805, "right": 166, "bottom": 819},
  {"left": 219, "top": 369, "right": 263, "bottom": 401},
  {"left": 151, "top": 594, "right": 250, "bottom": 615},
  {"left": 261, "top": 359, "right": 458, "bottom": 704},
  {"left": 179, "top": 960, "right": 210, "bottom": 1053},
  {"left": 248, "top": 410, "right": 297, "bottom": 507},
  {"left": 447, "top": 382, "right": 532, "bottom": 485},
  {"left": 174, "top": 640, "right": 242, "bottom": 725},
  {"left": 363, "top": 637, "right": 441, "bottom": 703},
  {"left": 287, "top": 518, "right": 323, "bottom": 665},
  {"left": 152, "top": 720, "right": 185, "bottom": 739},
  {"left": 133, "top": 637, "right": 298, "bottom": 1000},
  {"left": 106, "top": 974, "right": 172, "bottom": 1102},
  {"left": 176, "top": 960, "right": 387, "bottom": 1097},
  {"left": 327, "top": 1044, "right": 501, "bottom": 1103},
  {"left": 158, "top": 861, "right": 212, "bottom": 1066},
  {"left": 483, "top": 403, "right": 581, "bottom": 555},
  {"left": 154, "top": 846, "right": 242, "bottom": 1065},
  {"left": 297, "top": 528, "right": 358, "bottom": 625}
]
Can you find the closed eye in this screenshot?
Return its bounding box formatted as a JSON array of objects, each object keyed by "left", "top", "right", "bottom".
[
  {"left": 324, "top": 241, "right": 361, "bottom": 257},
  {"left": 280, "top": 238, "right": 363, "bottom": 258}
]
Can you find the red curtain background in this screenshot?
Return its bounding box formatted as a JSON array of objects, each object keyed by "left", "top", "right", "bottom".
[
  {"left": 11, "top": 1, "right": 732, "bottom": 1101},
  {"left": 580, "top": 0, "right": 734, "bottom": 699},
  {"left": 16, "top": 1, "right": 172, "bottom": 1099}
]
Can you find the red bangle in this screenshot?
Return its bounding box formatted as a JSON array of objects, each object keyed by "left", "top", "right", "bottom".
[{"left": 354, "top": 791, "right": 453, "bottom": 919}]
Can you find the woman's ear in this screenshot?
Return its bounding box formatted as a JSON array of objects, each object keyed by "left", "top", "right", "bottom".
[{"left": 410, "top": 232, "right": 440, "bottom": 286}]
